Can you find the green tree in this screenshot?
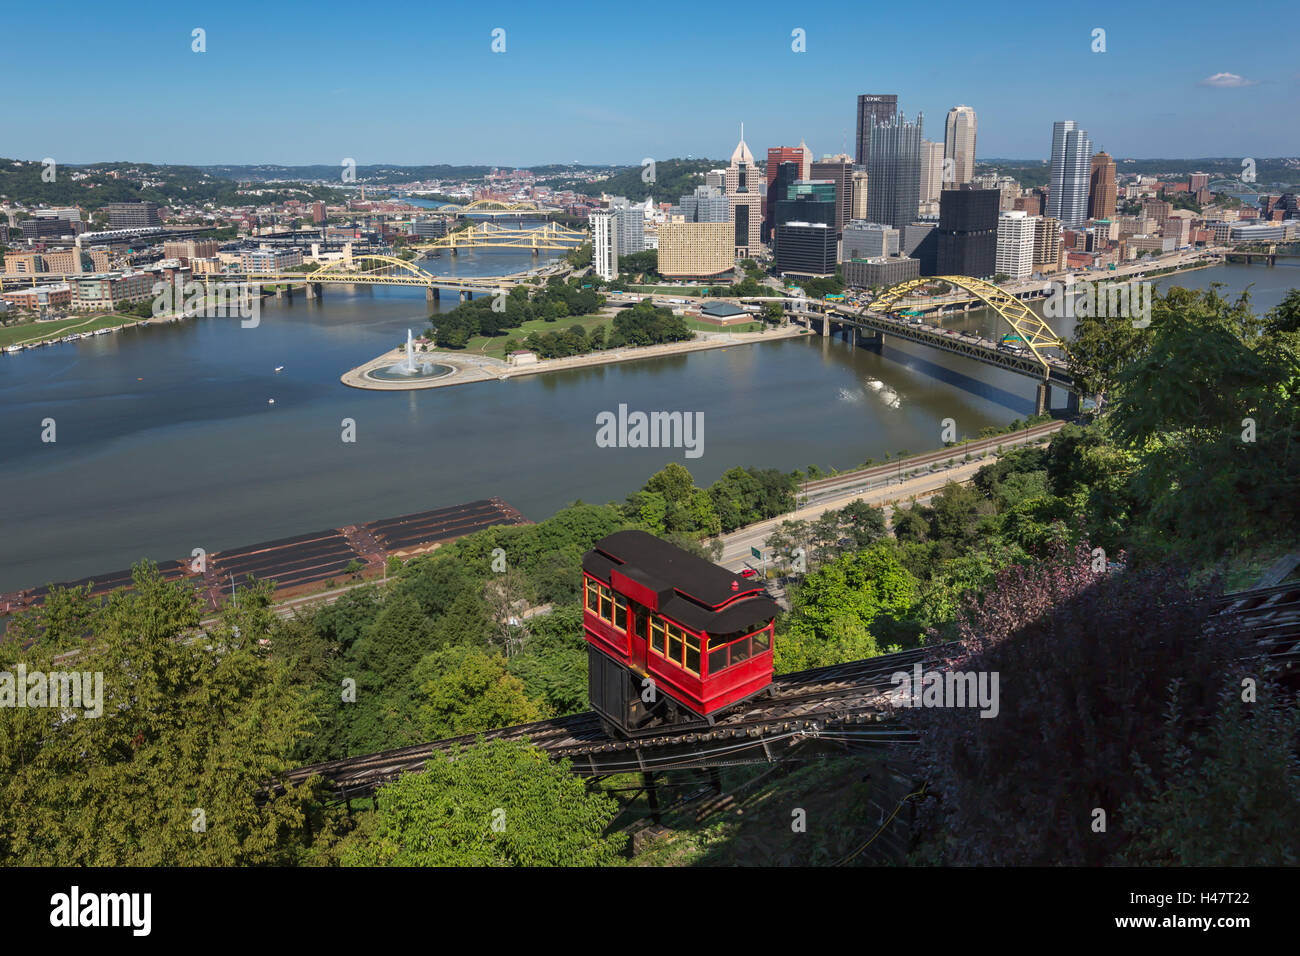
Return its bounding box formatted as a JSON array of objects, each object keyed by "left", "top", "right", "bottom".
[
  {"left": 339, "top": 738, "right": 626, "bottom": 866},
  {"left": 0, "top": 565, "right": 322, "bottom": 866},
  {"left": 413, "top": 645, "right": 546, "bottom": 740}
]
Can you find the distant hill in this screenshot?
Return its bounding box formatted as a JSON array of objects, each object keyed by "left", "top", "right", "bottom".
[
  {"left": 539, "top": 158, "right": 722, "bottom": 202},
  {"left": 0, "top": 159, "right": 345, "bottom": 211}
]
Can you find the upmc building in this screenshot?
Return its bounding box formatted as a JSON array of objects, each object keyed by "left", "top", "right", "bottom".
[{"left": 855, "top": 93, "right": 898, "bottom": 167}]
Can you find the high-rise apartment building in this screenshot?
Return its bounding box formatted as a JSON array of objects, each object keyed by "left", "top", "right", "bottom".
[
  {"left": 106, "top": 201, "right": 161, "bottom": 228},
  {"left": 995, "top": 211, "right": 1036, "bottom": 279},
  {"left": 866, "top": 112, "right": 923, "bottom": 230},
  {"left": 609, "top": 199, "right": 646, "bottom": 256},
  {"left": 1088, "top": 152, "right": 1118, "bottom": 221},
  {"left": 936, "top": 187, "right": 999, "bottom": 278},
  {"left": 1033, "top": 216, "right": 1063, "bottom": 269},
  {"left": 1189, "top": 172, "right": 1210, "bottom": 194},
  {"left": 590, "top": 209, "right": 617, "bottom": 280},
  {"left": 312, "top": 201, "right": 327, "bottom": 224},
  {"left": 1047, "top": 121, "right": 1093, "bottom": 229},
  {"left": 811, "top": 155, "right": 854, "bottom": 234},
  {"left": 854, "top": 93, "right": 898, "bottom": 168},
  {"left": 944, "top": 106, "right": 977, "bottom": 186},
  {"left": 725, "top": 133, "right": 763, "bottom": 257},
  {"left": 919, "top": 140, "right": 945, "bottom": 214}
]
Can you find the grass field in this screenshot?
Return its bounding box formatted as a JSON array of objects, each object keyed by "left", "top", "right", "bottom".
[
  {"left": 684, "top": 319, "right": 763, "bottom": 333},
  {"left": 0, "top": 313, "right": 141, "bottom": 348}
]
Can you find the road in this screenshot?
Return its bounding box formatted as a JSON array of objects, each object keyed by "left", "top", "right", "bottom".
[{"left": 712, "top": 427, "right": 1060, "bottom": 574}]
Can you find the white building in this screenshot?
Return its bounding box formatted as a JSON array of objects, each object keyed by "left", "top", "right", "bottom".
[
  {"left": 590, "top": 209, "right": 617, "bottom": 280},
  {"left": 944, "top": 105, "right": 977, "bottom": 185},
  {"left": 996, "top": 211, "right": 1036, "bottom": 279}
]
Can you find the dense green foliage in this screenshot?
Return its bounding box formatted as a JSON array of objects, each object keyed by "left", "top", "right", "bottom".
[
  {"left": 337, "top": 739, "right": 625, "bottom": 866},
  {"left": 430, "top": 278, "right": 605, "bottom": 348}
]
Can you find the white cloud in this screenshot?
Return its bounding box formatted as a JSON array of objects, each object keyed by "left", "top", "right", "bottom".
[{"left": 1199, "top": 72, "right": 1257, "bottom": 88}]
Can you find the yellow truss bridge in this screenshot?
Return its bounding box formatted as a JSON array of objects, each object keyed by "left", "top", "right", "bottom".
[
  {"left": 238, "top": 254, "right": 534, "bottom": 292},
  {"left": 433, "top": 200, "right": 547, "bottom": 214},
  {"left": 415, "top": 221, "right": 587, "bottom": 252},
  {"left": 871, "top": 275, "right": 1064, "bottom": 374}
]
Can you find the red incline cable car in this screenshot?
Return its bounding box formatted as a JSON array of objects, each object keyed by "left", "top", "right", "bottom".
[{"left": 583, "top": 530, "right": 779, "bottom": 737}]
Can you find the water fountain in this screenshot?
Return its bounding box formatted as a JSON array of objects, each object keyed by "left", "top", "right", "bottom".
[{"left": 364, "top": 328, "right": 454, "bottom": 383}]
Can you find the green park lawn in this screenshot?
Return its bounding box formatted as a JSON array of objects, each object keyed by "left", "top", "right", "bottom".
[{"left": 0, "top": 313, "right": 142, "bottom": 348}]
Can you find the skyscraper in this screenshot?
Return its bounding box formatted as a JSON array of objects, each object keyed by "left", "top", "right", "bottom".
[
  {"left": 1048, "top": 121, "right": 1093, "bottom": 229},
  {"left": 866, "top": 112, "right": 923, "bottom": 230},
  {"left": 855, "top": 93, "right": 898, "bottom": 168},
  {"left": 1088, "top": 151, "right": 1118, "bottom": 221},
  {"left": 766, "top": 146, "right": 806, "bottom": 237},
  {"left": 725, "top": 130, "right": 763, "bottom": 257},
  {"left": 944, "top": 106, "right": 977, "bottom": 186},
  {"left": 591, "top": 209, "right": 617, "bottom": 280},
  {"left": 811, "top": 154, "right": 854, "bottom": 234},
  {"left": 851, "top": 168, "right": 869, "bottom": 220},
  {"left": 936, "top": 187, "right": 999, "bottom": 278}
]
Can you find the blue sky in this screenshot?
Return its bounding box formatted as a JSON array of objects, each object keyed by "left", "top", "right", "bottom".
[{"left": 8, "top": 0, "right": 1297, "bottom": 167}]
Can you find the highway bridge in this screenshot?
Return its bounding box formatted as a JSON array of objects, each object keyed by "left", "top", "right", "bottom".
[
  {"left": 791, "top": 275, "right": 1078, "bottom": 414},
  {"left": 415, "top": 221, "right": 586, "bottom": 253},
  {"left": 229, "top": 254, "right": 573, "bottom": 303}
]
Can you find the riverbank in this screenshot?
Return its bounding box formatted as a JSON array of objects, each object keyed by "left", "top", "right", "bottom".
[{"left": 341, "top": 323, "right": 810, "bottom": 390}]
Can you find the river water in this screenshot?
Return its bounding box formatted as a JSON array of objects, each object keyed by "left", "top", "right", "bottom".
[{"left": 0, "top": 255, "right": 1295, "bottom": 593}]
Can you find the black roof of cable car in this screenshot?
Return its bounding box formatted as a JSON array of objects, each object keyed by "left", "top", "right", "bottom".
[{"left": 583, "top": 530, "right": 778, "bottom": 632}]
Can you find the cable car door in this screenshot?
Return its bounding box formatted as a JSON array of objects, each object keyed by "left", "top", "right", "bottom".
[{"left": 629, "top": 607, "right": 648, "bottom": 674}]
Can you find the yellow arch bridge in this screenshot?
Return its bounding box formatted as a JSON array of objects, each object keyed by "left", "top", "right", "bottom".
[
  {"left": 231, "top": 254, "right": 556, "bottom": 303},
  {"left": 415, "top": 221, "right": 587, "bottom": 253},
  {"left": 798, "top": 275, "right": 1075, "bottom": 414}
]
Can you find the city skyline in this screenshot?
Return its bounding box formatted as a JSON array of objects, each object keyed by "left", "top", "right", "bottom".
[{"left": 4, "top": 0, "right": 1297, "bottom": 167}]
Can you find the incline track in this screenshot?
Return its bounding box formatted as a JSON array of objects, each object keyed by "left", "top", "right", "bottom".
[
  {"left": 281, "top": 644, "right": 952, "bottom": 797},
  {"left": 280, "top": 576, "right": 1300, "bottom": 799}
]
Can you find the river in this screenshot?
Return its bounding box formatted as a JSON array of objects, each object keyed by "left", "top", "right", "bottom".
[{"left": 0, "top": 256, "right": 1295, "bottom": 593}]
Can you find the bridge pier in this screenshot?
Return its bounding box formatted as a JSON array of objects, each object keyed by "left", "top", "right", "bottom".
[
  {"left": 426, "top": 286, "right": 439, "bottom": 304},
  {"left": 305, "top": 282, "right": 322, "bottom": 299},
  {"left": 1065, "top": 390, "right": 1080, "bottom": 416},
  {"left": 858, "top": 327, "right": 883, "bottom": 349},
  {"left": 1035, "top": 382, "right": 1050, "bottom": 417}
]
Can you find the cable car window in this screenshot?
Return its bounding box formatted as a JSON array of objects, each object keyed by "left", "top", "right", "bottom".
[
  {"left": 613, "top": 597, "right": 628, "bottom": 632},
  {"left": 730, "top": 636, "right": 751, "bottom": 663},
  {"left": 585, "top": 579, "right": 599, "bottom": 611},
  {"left": 684, "top": 632, "right": 701, "bottom": 675},
  {"left": 650, "top": 618, "right": 666, "bottom": 654},
  {"left": 752, "top": 629, "right": 771, "bottom": 652},
  {"left": 599, "top": 588, "right": 612, "bottom": 622},
  {"left": 667, "top": 623, "right": 684, "bottom": 666},
  {"left": 708, "top": 646, "right": 728, "bottom": 674}
]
